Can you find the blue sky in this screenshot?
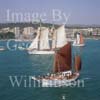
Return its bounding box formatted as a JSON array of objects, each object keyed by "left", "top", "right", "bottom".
[{"left": 0, "top": 0, "right": 100, "bottom": 25}]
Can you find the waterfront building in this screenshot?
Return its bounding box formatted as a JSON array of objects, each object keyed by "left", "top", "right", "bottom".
[{"left": 22, "top": 27, "right": 34, "bottom": 39}]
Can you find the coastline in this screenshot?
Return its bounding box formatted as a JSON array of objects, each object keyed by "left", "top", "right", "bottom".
[
  {"left": 0, "top": 39, "right": 32, "bottom": 42},
  {"left": 0, "top": 37, "right": 100, "bottom": 42}
]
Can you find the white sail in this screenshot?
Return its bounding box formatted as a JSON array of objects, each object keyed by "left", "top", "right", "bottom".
[
  {"left": 76, "top": 34, "right": 80, "bottom": 44},
  {"left": 28, "top": 30, "right": 39, "bottom": 50},
  {"left": 73, "top": 33, "right": 85, "bottom": 47},
  {"left": 39, "top": 28, "right": 50, "bottom": 50},
  {"left": 56, "top": 25, "right": 67, "bottom": 48}
]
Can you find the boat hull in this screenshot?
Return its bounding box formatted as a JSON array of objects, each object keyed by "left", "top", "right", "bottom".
[
  {"left": 28, "top": 50, "right": 55, "bottom": 55},
  {"left": 42, "top": 75, "right": 79, "bottom": 87},
  {"left": 72, "top": 43, "right": 85, "bottom": 47},
  {"left": 18, "top": 47, "right": 26, "bottom": 50},
  {"left": 0, "top": 48, "right": 5, "bottom": 51},
  {"left": 32, "top": 72, "right": 79, "bottom": 87}
]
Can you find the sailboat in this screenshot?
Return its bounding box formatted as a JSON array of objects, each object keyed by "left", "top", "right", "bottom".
[
  {"left": 28, "top": 27, "right": 54, "bottom": 54},
  {"left": 73, "top": 33, "right": 85, "bottom": 46},
  {"left": 28, "top": 25, "right": 67, "bottom": 54},
  {"left": 0, "top": 48, "right": 5, "bottom": 51},
  {"left": 32, "top": 42, "right": 82, "bottom": 87},
  {"left": 0, "top": 46, "right": 5, "bottom": 51}
]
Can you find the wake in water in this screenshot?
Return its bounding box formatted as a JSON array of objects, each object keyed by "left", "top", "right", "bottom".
[{"left": 82, "top": 77, "right": 92, "bottom": 80}]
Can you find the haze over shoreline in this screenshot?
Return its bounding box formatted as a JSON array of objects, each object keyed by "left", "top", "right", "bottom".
[{"left": 0, "top": 0, "right": 100, "bottom": 25}]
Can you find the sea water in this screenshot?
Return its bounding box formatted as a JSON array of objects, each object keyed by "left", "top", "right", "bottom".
[{"left": 0, "top": 39, "right": 100, "bottom": 100}]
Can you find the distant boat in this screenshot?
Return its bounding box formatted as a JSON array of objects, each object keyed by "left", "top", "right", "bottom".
[
  {"left": 0, "top": 48, "right": 5, "bottom": 51},
  {"left": 18, "top": 46, "right": 26, "bottom": 50},
  {"left": 73, "top": 33, "right": 85, "bottom": 46},
  {"left": 93, "top": 38, "right": 99, "bottom": 40},
  {"left": 32, "top": 42, "right": 82, "bottom": 87},
  {"left": 0, "top": 47, "right": 5, "bottom": 51},
  {"left": 27, "top": 25, "right": 67, "bottom": 54}
]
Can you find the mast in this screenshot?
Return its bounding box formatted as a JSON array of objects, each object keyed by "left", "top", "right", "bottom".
[
  {"left": 53, "top": 42, "right": 72, "bottom": 73},
  {"left": 74, "top": 56, "right": 81, "bottom": 72},
  {"left": 38, "top": 19, "right": 42, "bottom": 50},
  {"left": 51, "top": 25, "right": 57, "bottom": 49}
]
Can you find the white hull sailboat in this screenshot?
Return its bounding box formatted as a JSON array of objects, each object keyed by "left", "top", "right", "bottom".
[
  {"left": 73, "top": 33, "right": 85, "bottom": 47},
  {"left": 28, "top": 50, "right": 55, "bottom": 55},
  {"left": 27, "top": 27, "right": 54, "bottom": 54},
  {"left": 0, "top": 48, "right": 5, "bottom": 51},
  {"left": 18, "top": 46, "right": 26, "bottom": 50},
  {"left": 32, "top": 43, "right": 82, "bottom": 87},
  {"left": 28, "top": 25, "right": 67, "bottom": 55},
  {"left": 0, "top": 46, "right": 5, "bottom": 51}
]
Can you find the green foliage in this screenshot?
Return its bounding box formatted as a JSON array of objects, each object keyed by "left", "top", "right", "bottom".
[{"left": 0, "top": 32, "right": 15, "bottom": 39}]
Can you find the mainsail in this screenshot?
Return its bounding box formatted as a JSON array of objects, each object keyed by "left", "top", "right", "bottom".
[
  {"left": 53, "top": 42, "right": 72, "bottom": 73},
  {"left": 76, "top": 33, "right": 84, "bottom": 44},
  {"left": 75, "top": 56, "right": 81, "bottom": 72},
  {"left": 39, "top": 28, "right": 50, "bottom": 50},
  {"left": 76, "top": 33, "right": 80, "bottom": 44},
  {"left": 55, "top": 25, "right": 67, "bottom": 48},
  {"left": 28, "top": 30, "right": 40, "bottom": 50}
]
